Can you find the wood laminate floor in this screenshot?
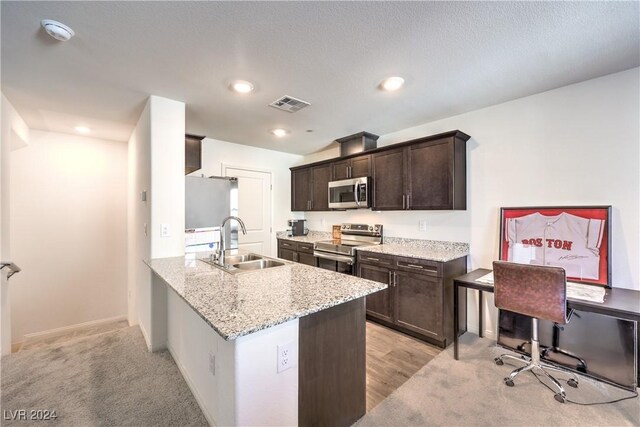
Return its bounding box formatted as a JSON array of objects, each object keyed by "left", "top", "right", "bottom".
[{"left": 366, "top": 321, "right": 442, "bottom": 411}]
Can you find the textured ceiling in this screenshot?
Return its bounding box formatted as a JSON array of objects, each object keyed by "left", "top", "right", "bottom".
[{"left": 2, "top": 1, "right": 639, "bottom": 154}]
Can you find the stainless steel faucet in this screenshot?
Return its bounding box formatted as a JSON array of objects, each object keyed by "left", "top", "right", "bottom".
[{"left": 218, "top": 216, "right": 247, "bottom": 262}]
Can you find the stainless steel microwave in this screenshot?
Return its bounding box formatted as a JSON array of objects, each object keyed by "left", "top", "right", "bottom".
[{"left": 328, "top": 177, "right": 370, "bottom": 209}]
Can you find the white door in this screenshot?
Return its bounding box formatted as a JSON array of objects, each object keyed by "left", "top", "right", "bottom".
[{"left": 223, "top": 166, "right": 273, "bottom": 256}]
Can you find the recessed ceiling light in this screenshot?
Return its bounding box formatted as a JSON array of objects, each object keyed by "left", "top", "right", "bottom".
[
  {"left": 271, "top": 128, "right": 289, "bottom": 137},
  {"left": 74, "top": 126, "right": 91, "bottom": 134},
  {"left": 380, "top": 76, "right": 405, "bottom": 91},
  {"left": 229, "top": 80, "right": 254, "bottom": 94}
]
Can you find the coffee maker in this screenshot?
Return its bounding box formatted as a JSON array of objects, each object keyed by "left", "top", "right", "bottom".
[{"left": 287, "top": 219, "right": 308, "bottom": 237}]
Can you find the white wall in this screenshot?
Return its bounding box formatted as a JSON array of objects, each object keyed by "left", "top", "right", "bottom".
[
  {"left": 9, "top": 129, "right": 127, "bottom": 342},
  {"left": 303, "top": 68, "right": 639, "bottom": 336},
  {"left": 127, "top": 100, "right": 151, "bottom": 329},
  {"left": 128, "top": 95, "right": 185, "bottom": 348},
  {"left": 193, "top": 138, "right": 304, "bottom": 255},
  {"left": 1, "top": 94, "right": 29, "bottom": 354}
]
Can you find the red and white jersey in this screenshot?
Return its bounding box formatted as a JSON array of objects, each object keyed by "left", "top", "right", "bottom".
[{"left": 506, "top": 212, "right": 605, "bottom": 280}]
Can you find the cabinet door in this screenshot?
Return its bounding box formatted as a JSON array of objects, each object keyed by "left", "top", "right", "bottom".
[
  {"left": 310, "top": 164, "right": 331, "bottom": 211},
  {"left": 291, "top": 167, "right": 311, "bottom": 211},
  {"left": 349, "top": 155, "right": 371, "bottom": 178},
  {"left": 298, "top": 252, "right": 317, "bottom": 267},
  {"left": 358, "top": 263, "right": 393, "bottom": 323},
  {"left": 407, "top": 138, "right": 453, "bottom": 210},
  {"left": 331, "top": 159, "right": 350, "bottom": 181},
  {"left": 279, "top": 248, "right": 297, "bottom": 262},
  {"left": 371, "top": 148, "right": 406, "bottom": 210},
  {"left": 394, "top": 270, "right": 443, "bottom": 340}
]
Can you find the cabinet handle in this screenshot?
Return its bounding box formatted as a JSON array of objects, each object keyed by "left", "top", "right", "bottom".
[
  {"left": 402, "top": 195, "right": 406, "bottom": 209},
  {"left": 294, "top": 253, "right": 299, "bottom": 262},
  {"left": 406, "top": 263, "right": 424, "bottom": 269},
  {"left": 407, "top": 194, "right": 411, "bottom": 209},
  {"left": 393, "top": 271, "right": 397, "bottom": 284},
  {"left": 346, "top": 166, "right": 350, "bottom": 178},
  {"left": 349, "top": 166, "right": 353, "bottom": 178},
  {"left": 388, "top": 270, "right": 393, "bottom": 286},
  {"left": 364, "top": 257, "right": 380, "bottom": 261}
]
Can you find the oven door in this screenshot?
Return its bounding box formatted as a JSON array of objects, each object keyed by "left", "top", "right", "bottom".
[
  {"left": 313, "top": 251, "right": 355, "bottom": 275},
  {"left": 328, "top": 177, "right": 369, "bottom": 209}
]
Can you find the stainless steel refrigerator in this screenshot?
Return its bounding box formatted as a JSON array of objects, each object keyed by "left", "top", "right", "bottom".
[{"left": 185, "top": 176, "right": 238, "bottom": 254}]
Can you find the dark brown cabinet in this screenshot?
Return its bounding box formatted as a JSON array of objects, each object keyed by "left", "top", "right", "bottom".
[
  {"left": 359, "top": 263, "right": 393, "bottom": 322},
  {"left": 394, "top": 270, "right": 442, "bottom": 340},
  {"left": 291, "top": 130, "right": 469, "bottom": 212},
  {"left": 372, "top": 136, "right": 466, "bottom": 211},
  {"left": 331, "top": 155, "right": 371, "bottom": 180},
  {"left": 278, "top": 239, "right": 317, "bottom": 267},
  {"left": 371, "top": 148, "right": 406, "bottom": 210},
  {"left": 290, "top": 164, "right": 331, "bottom": 211},
  {"left": 185, "top": 134, "right": 205, "bottom": 175},
  {"left": 357, "top": 250, "right": 467, "bottom": 348},
  {"left": 310, "top": 164, "right": 331, "bottom": 211},
  {"left": 291, "top": 168, "right": 312, "bottom": 211},
  {"left": 406, "top": 137, "right": 466, "bottom": 210}
]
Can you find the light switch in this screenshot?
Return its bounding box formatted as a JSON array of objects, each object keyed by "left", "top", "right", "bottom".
[{"left": 161, "top": 223, "right": 171, "bottom": 237}]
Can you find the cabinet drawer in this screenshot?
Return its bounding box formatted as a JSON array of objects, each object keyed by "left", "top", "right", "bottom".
[
  {"left": 297, "top": 242, "right": 315, "bottom": 254},
  {"left": 395, "top": 256, "right": 442, "bottom": 277},
  {"left": 357, "top": 251, "right": 394, "bottom": 267},
  {"left": 278, "top": 239, "right": 297, "bottom": 250}
]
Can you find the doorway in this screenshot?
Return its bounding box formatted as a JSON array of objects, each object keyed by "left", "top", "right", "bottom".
[{"left": 223, "top": 165, "right": 273, "bottom": 256}]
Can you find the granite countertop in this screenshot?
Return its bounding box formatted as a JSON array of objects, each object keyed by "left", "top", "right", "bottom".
[
  {"left": 145, "top": 254, "right": 386, "bottom": 341},
  {"left": 357, "top": 237, "right": 469, "bottom": 262},
  {"left": 275, "top": 230, "right": 331, "bottom": 243}
]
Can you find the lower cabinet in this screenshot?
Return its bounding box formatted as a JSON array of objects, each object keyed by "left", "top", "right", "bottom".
[
  {"left": 277, "top": 239, "right": 317, "bottom": 267},
  {"left": 357, "top": 251, "right": 467, "bottom": 348}
]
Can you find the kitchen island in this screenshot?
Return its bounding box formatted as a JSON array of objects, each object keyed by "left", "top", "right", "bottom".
[{"left": 144, "top": 254, "right": 386, "bottom": 426}]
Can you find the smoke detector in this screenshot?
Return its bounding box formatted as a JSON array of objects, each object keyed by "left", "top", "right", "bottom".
[
  {"left": 41, "top": 20, "right": 75, "bottom": 41},
  {"left": 269, "top": 95, "right": 310, "bottom": 113}
]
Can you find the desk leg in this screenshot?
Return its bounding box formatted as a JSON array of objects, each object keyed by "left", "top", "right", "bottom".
[
  {"left": 478, "top": 290, "right": 483, "bottom": 338},
  {"left": 454, "top": 283, "right": 459, "bottom": 360}
]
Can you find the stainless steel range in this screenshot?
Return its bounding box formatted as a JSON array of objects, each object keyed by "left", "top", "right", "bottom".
[{"left": 313, "top": 223, "right": 383, "bottom": 274}]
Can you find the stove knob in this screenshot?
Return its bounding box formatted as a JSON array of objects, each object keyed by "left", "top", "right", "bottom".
[
  {"left": 374, "top": 226, "right": 379, "bottom": 232},
  {"left": 341, "top": 224, "right": 346, "bottom": 230},
  {"left": 368, "top": 225, "right": 373, "bottom": 231}
]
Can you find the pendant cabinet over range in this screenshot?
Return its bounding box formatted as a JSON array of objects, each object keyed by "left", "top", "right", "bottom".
[{"left": 290, "top": 130, "right": 470, "bottom": 211}]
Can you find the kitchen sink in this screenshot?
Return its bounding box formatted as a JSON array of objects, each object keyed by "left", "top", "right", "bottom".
[
  {"left": 200, "top": 253, "right": 287, "bottom": 274},
  {"left": 223, "top": 253, "right": 263, "bottom": 264},
  {"left": 232, "top": 259, "right": 285, "bottom": 271}
]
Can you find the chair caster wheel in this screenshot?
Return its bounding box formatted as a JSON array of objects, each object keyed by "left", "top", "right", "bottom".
[
  {"left": 494, "top": 357, "right": 504, "bottom": 366},
  {"left": 567, "top": 378, "right": 578, "bottom": 388},
  {"left": 504, "top": 378, "right": 514, "bottom": 387},
  {"left": 554, "top": 393, "right": 566, "bottom": 403}
]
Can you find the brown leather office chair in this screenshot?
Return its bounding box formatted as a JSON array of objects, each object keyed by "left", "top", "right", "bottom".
[{"left": 492, "top": 261, "right": 579, "bottom": 403}]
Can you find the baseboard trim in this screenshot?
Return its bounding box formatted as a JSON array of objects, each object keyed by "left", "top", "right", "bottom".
[
  {"left": 19, "top": 315, "right": 128, "bottom": 344},
  {"left": 167, "top": 343, "right": 216, "bottom": 427}
]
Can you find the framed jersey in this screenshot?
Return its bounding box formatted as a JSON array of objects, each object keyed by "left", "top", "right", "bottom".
[{"left": 499, "top": 206, "right": 612, "bottom": 287}]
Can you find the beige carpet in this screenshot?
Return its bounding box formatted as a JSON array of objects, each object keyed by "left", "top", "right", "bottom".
[
  {"left": 356, "top": 333, "right": 639, "bottom": 426},
  {"left": 1, "top": 326, "right": 207, "bottom": 426}
]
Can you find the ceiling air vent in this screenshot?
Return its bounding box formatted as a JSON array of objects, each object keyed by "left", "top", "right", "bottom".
[{"left": 269, "top": 95, "right": 310, "bottom": 113}]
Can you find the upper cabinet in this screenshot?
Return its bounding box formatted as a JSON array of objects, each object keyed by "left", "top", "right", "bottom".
[
  {"left": 291, "top": 163, "right": 331, "bottom": 211},
  {"left": 185, "top": 134, "right": 205, "bottom": 175},
  {"left": 332, "top": 154, "right": 371, "bottom": 180},
  {"left": 291, "top": 130, "right": 470, "bottom": 211},
  {"left": 372, "top": 135, "right": 467, "bottom": 210}
]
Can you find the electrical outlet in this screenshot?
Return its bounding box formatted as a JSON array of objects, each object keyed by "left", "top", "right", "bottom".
[
  {"left": 161, "top": 223, "right": 171, "bottom": 237},
  {"left": 419, "top": 220, "right": 427, "bottom": 231},
  {"left": 208, "top": 353, "right": 215, "bottom": 376},
  {"left": 277, "top": 341, "right": 296, "bottom": 373}
]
